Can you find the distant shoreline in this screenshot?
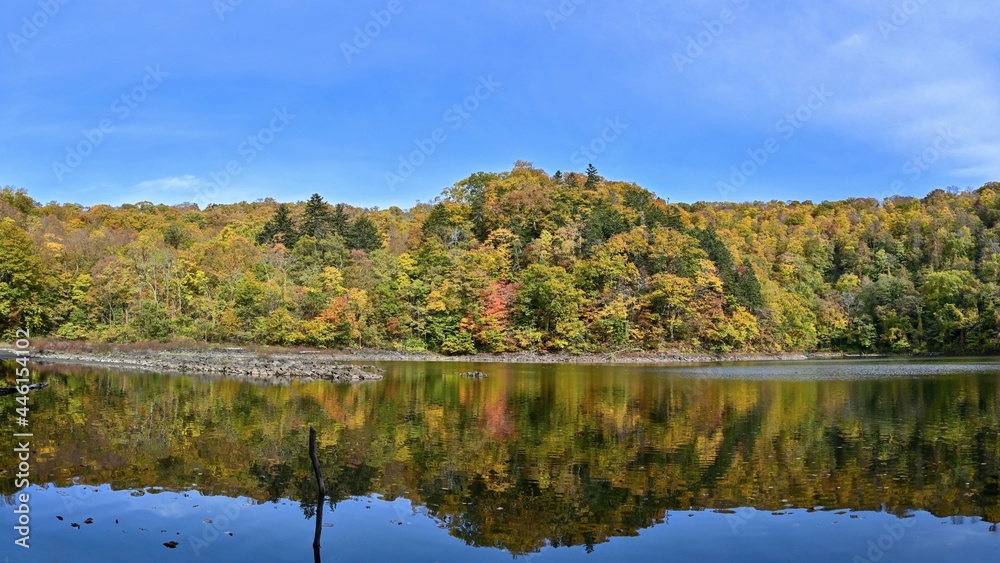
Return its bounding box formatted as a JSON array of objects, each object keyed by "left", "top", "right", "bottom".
[{"left": 0, "top": 340, "right": 904, "bottom": 373}]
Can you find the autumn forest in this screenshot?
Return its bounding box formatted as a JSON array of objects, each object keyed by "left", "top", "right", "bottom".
[{"left": 2, "top": 162, "right": 1000, "bottom": 355}]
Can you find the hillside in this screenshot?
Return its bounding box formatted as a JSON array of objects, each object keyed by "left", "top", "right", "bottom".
[{"left": 3, "top": 162, "right": 1000, "bottom": 354}]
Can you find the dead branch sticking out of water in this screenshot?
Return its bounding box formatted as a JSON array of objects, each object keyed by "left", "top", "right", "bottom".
[
  {"left": 0, "top": 382, "right": 48, "bottom": 396},
  {"left": 310, "top": 427, "right": 327, "bottom": 563}
]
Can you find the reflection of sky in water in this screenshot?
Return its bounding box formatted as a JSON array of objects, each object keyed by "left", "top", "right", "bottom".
[
  {"left": 6, "top": 485, "right": 998, "bottom": 563},
  {"left": 2, "top": 359, "right": 999, "bottom": 560}
]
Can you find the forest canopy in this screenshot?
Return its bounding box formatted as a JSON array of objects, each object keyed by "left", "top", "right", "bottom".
[{"left": 3, "top": 162, "right": 1000, "bottom": 354}]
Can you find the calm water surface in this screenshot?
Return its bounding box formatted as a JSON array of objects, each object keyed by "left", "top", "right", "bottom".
[{"left": 1, "top": 358, "right": 999, "bottom": 562}]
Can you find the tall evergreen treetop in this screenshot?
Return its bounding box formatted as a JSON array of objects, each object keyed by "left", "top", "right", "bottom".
[
  {"left": 331, "top": 203, "right": 349, "bottom": 237},
  {"left": 696, "top": 227, "right": 737, "bottom": 296},
  {"left": 300, "top": 194, "right": 332, "bottom": 239},
  {"left": 256, "top": 203, "right": 298, "bottom": 247},
  {"left": 735, "top": 258, "right": 764, "bottom": 313},
  {"left": 585, "top": 164, "right": 599, "bottom": 189},
  {"left": 345, "top": 215, "right": 381, "bottom": 252}
]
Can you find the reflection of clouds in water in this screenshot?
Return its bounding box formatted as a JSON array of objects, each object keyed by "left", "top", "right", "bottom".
[{"left": 155, "top": 499, "right": 186, "bottom": 517}]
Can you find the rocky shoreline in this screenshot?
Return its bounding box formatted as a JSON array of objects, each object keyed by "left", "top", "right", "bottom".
[
  {"left": 317, "top": 349, "right": 859, "bottom": 364},
  {"left": 5, "top": 348, "right": 384, "bottom": 383},
  {"left": 0, "top": 344, "right": 891, "bottom": 382}
]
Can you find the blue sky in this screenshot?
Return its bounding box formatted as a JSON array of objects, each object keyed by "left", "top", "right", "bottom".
[{"left": 1, "top": 0, "right": 998, "bottom": 208}]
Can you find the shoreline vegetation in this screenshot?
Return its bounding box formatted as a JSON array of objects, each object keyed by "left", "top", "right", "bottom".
[{"left": 4, "top": 166, "right": 1000, "bottom": 357}]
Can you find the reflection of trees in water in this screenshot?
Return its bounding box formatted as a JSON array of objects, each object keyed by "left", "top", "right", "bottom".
[
  {"left": 250, "top": 461, "right": 296, "bottom": 505},
  {"left": 1, "top": 361, "right": 999, "bottom": 554}
]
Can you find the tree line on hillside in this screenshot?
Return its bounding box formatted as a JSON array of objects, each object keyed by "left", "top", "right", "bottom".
[{"left": 2, "top": 161, "right": 1000, "bottom": 354}]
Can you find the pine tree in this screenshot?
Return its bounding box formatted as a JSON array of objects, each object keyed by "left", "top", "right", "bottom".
[
  {"left": 585, "top": 164, "right": 599, "bottom": 189},
  {"left": 695, "top": 226, "right": 737, "bottom": 305},
  {"left": 454, "top": 171, "right": 495, "bottom": 243},
  {"left": 330, "top": 203, "right": 349, "bottom": 237},
  {"left": 256, "top": 203, "right": 298, "bottom": 247},
  {"left": 300, "top": 194, "right": 332, "bottom": 239},
  {"left": 345, "top": 215, "right": 381, "bottom": 252},
  {"left": 735, "top": 259, "right": 764, "bottom": 313}
]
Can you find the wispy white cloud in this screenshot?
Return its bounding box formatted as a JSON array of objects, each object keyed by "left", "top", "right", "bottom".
[
  {"left": 130, "top": 175, "right": 208, "bottom": 201},
  {"left": 620, "top": 0, "right": 1000, "bottom": 190},
  {"left": 3, "top": 0, "right": 996, "bottom": 207}
]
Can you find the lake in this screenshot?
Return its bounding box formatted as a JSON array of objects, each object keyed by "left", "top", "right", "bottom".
[{"left": 2, "top": 358, "right": 999, "bottom": 562}]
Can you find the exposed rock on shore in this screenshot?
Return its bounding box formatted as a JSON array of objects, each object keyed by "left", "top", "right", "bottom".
[
  {"left": 318, "top": 349, "right": 817, "bottom": 364},
  {"left": 26, "top": 349, "right": 383, "bottom": 383},
  {"left": 460, "top": 370, "right": 489, "bottom": 379}
]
